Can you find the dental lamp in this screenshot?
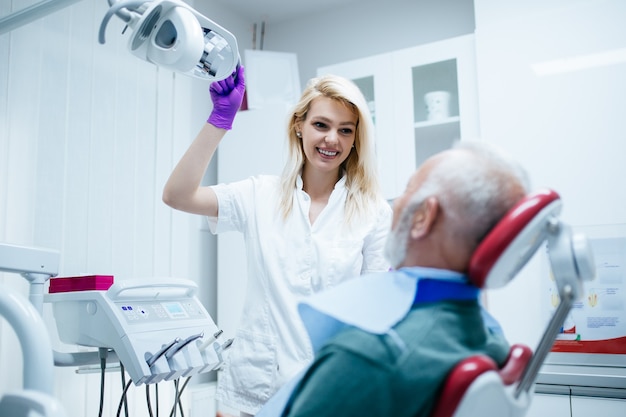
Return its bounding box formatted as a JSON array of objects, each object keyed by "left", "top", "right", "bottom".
[{"left": 99, "top": 0, "right": 240, "bottom": 81}]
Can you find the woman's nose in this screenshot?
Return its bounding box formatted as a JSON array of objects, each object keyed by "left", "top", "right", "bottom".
[{"left": 325, "top": 130, "right": 339, "bottom": 144}]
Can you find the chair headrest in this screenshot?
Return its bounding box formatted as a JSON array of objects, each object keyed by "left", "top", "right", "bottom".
[{"left": 468, "top": 189, "right": 562, "bottom": 289}]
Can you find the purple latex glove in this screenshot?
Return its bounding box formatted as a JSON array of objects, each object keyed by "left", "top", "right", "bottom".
[{"left": 207, "top": 65, "right": 246, "bottom": 130}]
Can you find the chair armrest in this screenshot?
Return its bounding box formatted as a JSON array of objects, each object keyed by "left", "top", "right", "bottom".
[
  {"left": 430, "top": 356, "right": 497, "bottom": 417},
  {"left": 499, "top": 344, "right": 533, "bottom": 385}
]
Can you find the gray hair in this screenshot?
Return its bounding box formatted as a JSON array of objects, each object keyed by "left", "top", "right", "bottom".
[{"left": 404, "top": 141, "right": 530, "bottom": 249}]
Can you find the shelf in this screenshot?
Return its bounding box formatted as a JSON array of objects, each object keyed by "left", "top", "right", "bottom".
[
  {"left": 414, "top": 116, "right": 460, "bottom": 129},
  {"left": 414, "top": 119, "right": 461, "bottom": 167}
]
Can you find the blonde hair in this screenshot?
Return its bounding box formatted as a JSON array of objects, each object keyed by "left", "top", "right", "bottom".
[{"left": 279, "top": 74, "right": 382, "bottom": 221}]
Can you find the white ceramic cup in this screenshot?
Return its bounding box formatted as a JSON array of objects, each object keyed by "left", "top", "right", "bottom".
[{"left": 424, "top": 91, "right": 451, "bottom": 121}]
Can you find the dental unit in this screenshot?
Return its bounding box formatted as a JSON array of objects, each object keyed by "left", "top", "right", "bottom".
[{"left": 0, "top": 242, "right": 232, "bottom": 417}]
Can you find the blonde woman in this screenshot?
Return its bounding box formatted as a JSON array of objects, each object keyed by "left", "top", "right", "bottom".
[{"left": 163, "top": 66, "right": 391, "bottom": 416}]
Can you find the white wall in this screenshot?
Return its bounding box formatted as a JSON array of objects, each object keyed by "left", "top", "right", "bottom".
[
  {"left": 255, "top": 0, "right": 476, "bottom": 87},
  {"left": 0, "top": 0, "right": 247, "bottom": 416},
  {"left": 474, "top": 0, "right": 626, "bottom": 350}
]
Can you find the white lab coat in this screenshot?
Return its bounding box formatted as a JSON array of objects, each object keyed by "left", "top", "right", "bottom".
[{"left": 209, "top": 174, "right": 392, "bottom": 414}]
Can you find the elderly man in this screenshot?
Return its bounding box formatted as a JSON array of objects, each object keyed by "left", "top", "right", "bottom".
[{"left": 232, "top": 141, "right": 530, "bottom": 417}]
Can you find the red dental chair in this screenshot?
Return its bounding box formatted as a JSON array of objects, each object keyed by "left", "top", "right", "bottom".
[{"left": 429, "top": 189, "right": 596, "bottom": 417}]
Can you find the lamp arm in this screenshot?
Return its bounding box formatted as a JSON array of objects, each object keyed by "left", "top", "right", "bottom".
[
  {"left": 515, "top": 286, "right": 575, "bottom": 397},
  {"left": 98, "top": 0, "right": 147, "bottom": 44}
]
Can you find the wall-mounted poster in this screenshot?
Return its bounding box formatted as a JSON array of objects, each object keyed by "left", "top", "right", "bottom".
[{"left": 542, "top": 224, "right": 626, "bottom": 364}]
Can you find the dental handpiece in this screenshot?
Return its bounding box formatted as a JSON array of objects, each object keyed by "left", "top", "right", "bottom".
[
  {"left": 198, "top": 329, "right": 223, "bottom": 351},
  {"left": 146, "top": 338, "right": 180, "bottom": 367},
  {"left": 216, "top": 338, "right": 234, "bottom": 354},
  {"left": 165, "top": 332, "right": 205, "bottom": 359}
]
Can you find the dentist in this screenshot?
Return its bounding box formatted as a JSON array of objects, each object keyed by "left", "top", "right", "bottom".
[{"left": 162, "top": 67, "right": 391, "bottom": 416}]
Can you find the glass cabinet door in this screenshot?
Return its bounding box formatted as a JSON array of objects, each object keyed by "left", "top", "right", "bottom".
[
  {"left": 352, "top": 76, "right": 376, "bottom": 124},
  {"left": 411, "top": 58, "right": 461, "bottom": 167},
  {"left": 393, "top": 35, "right": 479, "bottom": 191},
  {"left": 318, "top": 35, "right": 478, "bottom": 200}
]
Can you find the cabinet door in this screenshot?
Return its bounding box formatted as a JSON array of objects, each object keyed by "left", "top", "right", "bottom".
[
  {"left": 318, "top": 35, "right": 479, "bottom": 199},
  {"left": 392, "top": 34, "right": 480, "bottom": 193},
  {"left": 571, "top": 396, "right": 626, "bottom": 417},
  {"left": 318, "top": 55, "right": 398, "bottom": 199},
  {"left": 526, "top": 393, "right": 572, "bottom": 417}
]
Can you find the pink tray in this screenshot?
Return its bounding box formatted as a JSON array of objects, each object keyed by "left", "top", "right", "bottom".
[{"left": 48, "top": 275, "right": 114, "bottom": 293}]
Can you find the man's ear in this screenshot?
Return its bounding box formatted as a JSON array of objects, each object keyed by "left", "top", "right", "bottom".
[{"left": 410, "top": 197, "right": 439, "bottom": 239}]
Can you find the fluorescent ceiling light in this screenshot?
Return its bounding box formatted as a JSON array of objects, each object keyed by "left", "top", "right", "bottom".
[{"left": 531, "top": 48, "right": 626, "bottom": 76}]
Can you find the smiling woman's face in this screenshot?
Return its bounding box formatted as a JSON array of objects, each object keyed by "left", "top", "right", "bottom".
[{"left": 298, "top": 96, "right": 357, "bottom": 175}]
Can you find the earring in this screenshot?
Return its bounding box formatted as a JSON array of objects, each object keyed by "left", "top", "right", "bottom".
[{"left": 296, "top": 132, "right": 302, "bottom": 138}]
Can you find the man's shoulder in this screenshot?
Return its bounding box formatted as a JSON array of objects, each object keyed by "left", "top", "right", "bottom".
[
  {"left": 321, "top": 325, "right": 408, "bottom": 368},
  {"left": 320, "top": 301, "right": 492, "bottom": 365}
]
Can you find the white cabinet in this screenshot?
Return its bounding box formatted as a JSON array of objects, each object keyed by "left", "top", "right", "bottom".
[
  {"left": 523, "top": 392, "right": 626, "bottom": 417},
  {"left": 525, "top": 393, "right": 571, "bottom": 417},
  {"left": 571, "top": 396, "right": 626, "bottom": 417},
  {"left": 317, "top": 34, "right": 479, "bottom": 199}
]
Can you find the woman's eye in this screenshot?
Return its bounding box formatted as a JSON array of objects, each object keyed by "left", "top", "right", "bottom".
[
  {"left": 314, "top": 122, "right": 327, "bottom": 129},
  {"left": 340, "top": 128, "right": 353, "bottom": 135}
]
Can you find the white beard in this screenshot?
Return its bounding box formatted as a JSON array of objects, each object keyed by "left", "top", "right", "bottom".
[{"left": 383, "top": 213, "right": 412, "bottom": 269}]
